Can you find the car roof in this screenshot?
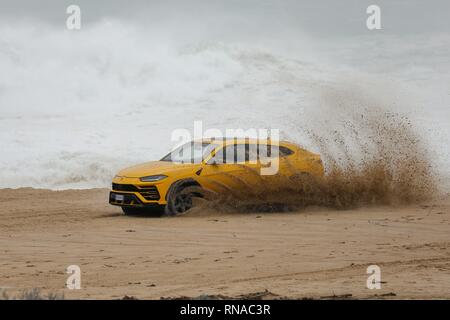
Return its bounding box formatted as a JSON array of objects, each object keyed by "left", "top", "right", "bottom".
[
  {"left": 194, "top": 138, "right": 299, "bottom": 148},
  {"left": 190, "top": 138, "right": 320, "bottom": 156}
]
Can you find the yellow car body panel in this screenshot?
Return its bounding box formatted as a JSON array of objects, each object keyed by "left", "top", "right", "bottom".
[{"left": 110, "top": 139, "right": 324, "bottom": 208}]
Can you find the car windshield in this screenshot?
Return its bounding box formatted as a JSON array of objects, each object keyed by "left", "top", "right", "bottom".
[{"left": 160, "top": 142, "right": 216, "bottom": 164}]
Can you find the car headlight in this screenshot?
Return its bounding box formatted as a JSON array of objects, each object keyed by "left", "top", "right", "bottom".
[{"left": 139, "top": 175, "right": 168, "bottom": 182}]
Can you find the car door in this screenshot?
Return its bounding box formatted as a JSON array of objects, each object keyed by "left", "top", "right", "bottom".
[
  {"left": 199, "top": 143, "right": 263, "bottom": 195},
  {"left": 231, "top": 143, "right": 264, "bottom": 189}
]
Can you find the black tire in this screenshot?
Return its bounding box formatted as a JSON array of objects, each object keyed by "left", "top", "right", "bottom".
[{"left": 165, "top": 183, "right": 205, "bottom": 216}]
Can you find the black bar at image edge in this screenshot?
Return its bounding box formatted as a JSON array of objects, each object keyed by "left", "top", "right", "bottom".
[{"left": 0, "top": 299, "right": 447, "bottom": 318}]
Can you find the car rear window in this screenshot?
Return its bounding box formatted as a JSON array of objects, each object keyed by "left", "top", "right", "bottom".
[{"left": 279, "top": 146, "right": 294, "bottom": 156}]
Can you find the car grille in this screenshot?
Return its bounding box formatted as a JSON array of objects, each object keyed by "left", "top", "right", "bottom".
[
  {"left": 109, "top": 192, "right": 142, "bottom": 205},
  {"left": 112, "top": 183, "right": 160, "bottom": 201},
  {"left": 112, "top": 183, "right": 139, "bottom": 192}
]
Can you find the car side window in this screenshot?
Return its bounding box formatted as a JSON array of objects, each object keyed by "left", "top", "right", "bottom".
[
  {"left": 247, "top": 144, "right": 259, "bottom": 162},
  {"left": 234, "top": 144, "right": 247, "bottom": 163},
  {"left": 210, "top": 144, "right": 248, "bottom": 164},
  {"left": 258, "top": 144, "right": 272, "bottom": 160},
  {"left": 259, "top": 145, "right": 294, "bottom": 159},
  {"left": 210, "top": 148, "right": 223, "bottom": 164},
  {"left": 209, "top": 144, "right": 294, "bottom": 164},
  {"left": 279, "top": 146, "right": 294, "bottom": 157},
  {"left": 210, "top": 146, "right": 230, "bottom": 164}
]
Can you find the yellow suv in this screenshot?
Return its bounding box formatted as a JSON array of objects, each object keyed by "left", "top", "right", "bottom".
[{"left": 110, "top": 138, "right": 324, "bottom": 215}]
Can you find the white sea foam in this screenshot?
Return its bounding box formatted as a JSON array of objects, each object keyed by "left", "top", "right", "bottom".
[{"left": 0, "top": 20, "right": 449, "bottom": 189}]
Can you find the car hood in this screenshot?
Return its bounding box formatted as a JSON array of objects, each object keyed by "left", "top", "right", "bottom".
[{"left": 117, "top": 161, "right": 198, "bottom": 178}]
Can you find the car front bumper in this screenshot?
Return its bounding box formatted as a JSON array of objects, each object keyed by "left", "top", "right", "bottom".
[{"left": 109, "top": 181, "right": 167, "bottom": 206}]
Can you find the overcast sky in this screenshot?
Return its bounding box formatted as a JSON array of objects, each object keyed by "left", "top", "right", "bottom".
[{"left": 0, "top": 0, "right": 449, "bottom": 37}]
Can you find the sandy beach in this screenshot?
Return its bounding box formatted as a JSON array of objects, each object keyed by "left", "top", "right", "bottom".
[{"left": 0, "top": 188, "right": 449, "bottom": 299}]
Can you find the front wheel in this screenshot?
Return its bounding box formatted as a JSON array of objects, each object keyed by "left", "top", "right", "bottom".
[{"left": 165, "top": 184, "right": 205, "bottom": 216}]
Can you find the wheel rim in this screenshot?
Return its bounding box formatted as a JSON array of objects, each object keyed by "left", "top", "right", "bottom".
[{"left": 173, "top": 193, "right": 193, "bottom": 213}]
